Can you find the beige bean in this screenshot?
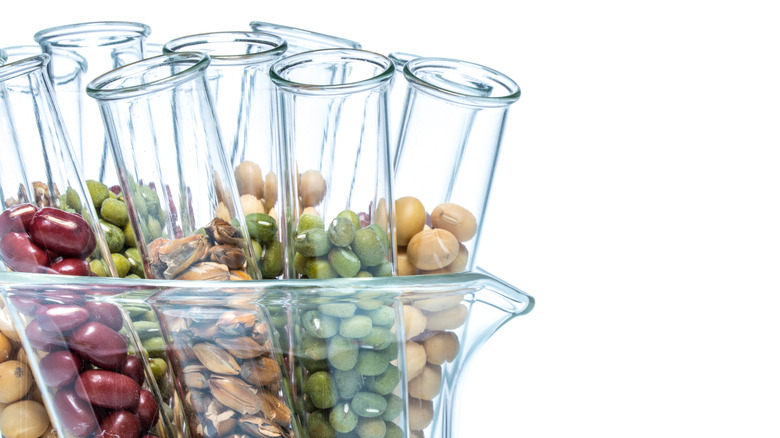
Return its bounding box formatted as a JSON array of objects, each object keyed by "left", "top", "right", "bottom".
[
  {"left": 431, "top": 202, "right": 477, "bottom": 242},
  {"left": 240, "top": 194, "right": 265, "bottom": 215},
  {"left": 396, "top": 248, "right": 417, "bottom": 277},
  {"left": 374, "top": 198, "right": 389, "bottom": 231},
  {"left": 0, "top": 309, "right": 20, "bottom": 343},
  {"left": 0, "top": 332, "right": 12, "bottom": 363},
  {"left": 0, "top": 401, "right": 49, "bottom": 438},
  {"left": 234, "top": 160, "right": 264, "bottom": 199},
  {"left": 264, "top": 171, "right": 277, "bottom": 208},
  {"left": 395, "top": 196, "right": 426, "bottom": 246},
  {"left": 413, "top": 294, "right": 464, "bottom": 312},
  {"left": 299, "top": 170, "right": 327, "bottom": 207},
  {"left": 425, "top": 304, "right": 468, "bottom": 331},
  {"left": 423, "top": 331, "right": 460, "bottom": 365},
  {"left": 404, "top": 305, "right": 427, "bottom": 340},
  {"left": 410, "top": 430, "right": 426, "bottom": 438},
  {"left": 408, "top": 364, "right": 442, "bottom": 401},
  {"left": 447, "top": 243, "right": 469, "bottom": 273},
  {"left": 408, "top": 397, "right": 434, "bottom": 430},
  {"left": 301, "top": 206, "right": 319, "bottom": 217},
  {"left": 0, "top": 361, "right": 32, "bottom": 403},
  {"left": 406, "top": 341, "right": 427, "bottom": 381},
  {"left": 407, "top": 228, "right": 459, "bottom": 270}
]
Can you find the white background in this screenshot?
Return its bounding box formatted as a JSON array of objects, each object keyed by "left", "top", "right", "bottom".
[{"left": 3, "top": 1, "right": 780, "bottom": 436}]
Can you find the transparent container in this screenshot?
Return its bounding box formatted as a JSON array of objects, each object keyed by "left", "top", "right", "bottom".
[
  {"left": 86, "top": 52, "right": 260, "bottom": 281},
  {"left": 0, "top": 269, "right": 533, "bottom": 438},
  {"left": 270, "top": 49, "right": 396, "bottom": 279},
  {"left": 393, "top": 57, "right": 521, "bottom": 275},
  {"left": 0, "top": 285, "right": 176, "bottom": 438},
  {"left": 248, "top": 21, "right": 361, "bottom": 56},
  {"left": 34, "top": 21, "right": 152, "bottom": 188},
  {"left": 162, "top": 31, "right": 289, "bottom": 279},
  {"left": 387, "top": 52, "right": 420, "bottom": 164},
  {"left": 0, "top": 54, "right": 117, "bottom": 278}
]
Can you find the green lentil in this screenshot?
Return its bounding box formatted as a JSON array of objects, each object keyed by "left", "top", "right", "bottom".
[
  {"left": 246, "top": 212, "right": 277, "bottom": 243},
  {"left": 100, "top": 220, "right": 125, "bottom": 253},
  {"left": 306, "top": 257, "right": 339, "bottom": 279},
  {"left": 111, "top": 253, "right": 130, "bottom": 277},
  {"left": 329, "top": 247, "right": 361, "bottom": 278},
  {"left": 384, "top": 421, "right": 403, "bottom": 438},
  {"left": 142, "top": 336, "right": 166, "bottom": 359},
  {"left": 328, "top": 217, "right": 356, "bottom": 247},
  {"left": 319, "top": 303, "right": 357, "bottom": 318},
  {"left": 307, "top": 410, "right": 337, "bottom": 438},
  {"left": 303, "top": 310, "right": 339, "bottom": 338},
  {"left": 123, "top": 222, "right": 136, "bottom": 247},
  {"left": 89, "top": 259, "right": 109, "bottom": 277},
  {"left": 355, "top": 271, "right": 373, "bottom": 278},
  {"left": 100, "top": 197, "right": 129, "bottom": 227},
  {"left": 260, "top": 239, "right": 284, "bottom": 278},
  {"left": 86, "top": 180, "right": 110, "bottom": 209},
  {"left": 305, "top": 371, "right": 340, "bottom": 409},
  {"left": 367, "top": 307, "right": 395, "bottom": 327},
  {"left": 333, "top": 369, "right": 363, "bottom": 399},
  {"left": 355, "top": 350, "right": 389, "bottom": 377},
  {"left": 339, "top": 315, "right": 373, "bottom": 339},
  {"left": 302, "top": 333, "right": 329, "bottom": 361},
  {"left": 329, "top": 402, "right": 358, "bottom": 433},
  {"left": 382, "top": 394, "right": 403, "bottom": 421},
  {"left": 355, "top": 416, "right": 386, "bottom": 438},
  {"left": 125, "top": 247, "right": 144, "bottom": 277},
  {"left": 296, "top": 228, "right": 332, "bottom": 257},
  {"left": 351, "top": 392, "right": 387, "bottom": 418},
  {"left": 352, "top": 228, "right": 388, "bottom": 267},
  {"left": 364, "top": 364, "right": 399, "bottom": 396},
  {"left": 336, "top": 210, "right": 361, "bottom": 232},
  {"left": 359, "top": 327, "right": 394, "bottom": 351},
  {"left": 369, "top": 260, "right": 393, "bottom": 277},
  {"left": 149, "top": 357, "right": 168, "bottom": 380},
  {"left": 132, "top": 321, "right": 160, "bottom": 339},
  {"left": 298, "top": 213, "right": 325, "bottom": 234},
  {"left": 65, "top": 186, "right": 83, "bottom": 213},
  {"left": 328, "top": 335, "right": 360, "bottom": 371}
]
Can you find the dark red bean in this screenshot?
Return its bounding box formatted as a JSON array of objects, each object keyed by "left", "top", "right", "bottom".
[
  {"left": 54, "top": 387, "right": 99, "bottom": 437},
  {"left": 84, "top": 301, "right": 124, "bottom": 331},
  {"left": 36, "top": 304, "right": 89, "bottom": 333},
  {"left": 0, "top": 232, "right": 49, "bottom": 273},
  {"left": 109, "top": 185, "right": 122, "bottom": 195},
  {"left": 120, "top": 355, "right": 145, "bottom": 386},
  {"left": 28, "top": 207, "right": 96, "bottom": 258},
  {"left": 39, "top": 350, "right": 82, "bottom": 387},
  {"left": 134, "top": 389, "right": 159, "bottom": 431},
  {"left": 9, "top": 296, "right": 42, "bottom": 315},
  {"left": 42, "top": 291, "right": 86, "bottom": 306},
  {"left": 0, "top": 203, "right": 37, "bottom": 235},
  {"left": 75, "top": 369, "right": 140, "bottom": 410},
  {"left": 25, "top": 319, "right": 67, "bottom": 351},
  {"left": 96, "top": 410, "right": 141, "bottom": 438},
  {"left": 69, "top": 321, "right": 128, "bottom": 370},
  {"left": 48, "top": 258, "right": 91, "bottom": 276}
]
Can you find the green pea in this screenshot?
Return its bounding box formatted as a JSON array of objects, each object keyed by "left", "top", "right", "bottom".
[
  {"left": 367, "top": 306, "right": 395, "bottom": 327},
  {"left": 123, "top": 222, "right": 136, "bottom": 247},
  {"left": 294, "top": 252, "right": 310, "bottom": 276},
  {"left": 111, "top": 253, "right": 131, "bottom": 277},
  {"left": 333, "top": 368, "right": 363, "bottom": 399},
  {"left": 140, "top": 185, "right": 161, "bottom": 218},
  {"left": 89, "top": 259, "right": 109, "bottom": 277},
  {"left": 319, "top": 303, "right": 357, "bottom": 318},
  {"left": 149, "top": 357, "right": 168, "bottom": 380},
  {"left": 65, "top": 186, "right": 83, "bottom": 213},
  {"left": 86, "top": 180, "right": 110, "bottom": 209},
  {"left": 298, "top": 213, "right": 324, "bottom": 234},
  {"left": 382, "top": 394, "right": 403, "bottom": 422},
  {"left": 355, "top": 271, "right": 373, "bottom": 278},
  {"left": 369, "top": 260, "right": 393, "bottom": 277},
  {"left": 129, "top": 189, "right": 147, "bottom": 216},
  {"left": 355, "top": 350, "right": 389, "bottom": 377},
  {"left": 328, "top": 335, "right": 360, "bottom": 371},
  {"left": 328, "top": 217, "right": 356, "bottom": 247},
  {"left": 307, "top": 410, "right": 336, "bottom": 438},
  {"left": 327, "top": 247, "right": 360, "bottom": 278},
  {"left": 384, "top": 421, "right": 403, "bottom": 438},
  {"left": 132, "top": 321, "right": 160, "bottom": 339},
  {"left": 251, "top": 239, "right": 262, "bottom": 262},
  {"left": 302, "top": 333, "right": 329, "bottom": 361},
  {"left": 359, "top": 327, "right": 394, "bottom": 351},
  {"left": 260, "top": 239, "right": 284, "bottom": 278},
  {"left": 355, "top": 417, "right": 386, "bottom": 438},
  {"left": 303, "top": 310, "right": 339, "bottom": 338},
  {"left": 364, "top": 364, "right": 399, "bottom": 396},
  {"left": 99, "top": 220, "right": 125, "bottom": 253},
  {"left": 296, "top": 228, "right": 332, "bottom": 257},
  {"left": 367, "top": 224, "right": 390, "bottom": 251},
  {"left": 352, "top": 228, "right": 387, "bottom": 267},
  {"left": 246, "top": 212, "right": 278, "bottom": 243},
  {"left": 100, "top": 197, "right": 129, "bottom": 228},
  {"left": 146, "top": 216, "right": 163, "bottom": 240},
  {"left": 306, "top": 258, "right": 338, "bottom": 279},
  {"left": 351, "top": 392, "right": 387, "bottom": 418},
  {"left": 337, "top": 210, "right": 361, "bottom": 231},
  {"left": 142, "top": 336, "right": 166, "bottom": 358},
  {"left": 328, "top": 402, "right": 357, "bottom": 434},
  {"left": 125, "top": 247, "right": 145, "bottom": 277},
  {"left": 339, "top": 315, "right": 373, "bottom": 339},
  {"left": 305, "top": 371, "right": 339, "bottom": 409}
]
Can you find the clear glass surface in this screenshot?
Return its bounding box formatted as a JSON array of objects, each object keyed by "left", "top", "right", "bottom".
[
  {"left": 34, "top": 21, "right": 151, "bottom": 188},
  {"left": 0, "top": 269, "right": 533, "bottom": 438},
  {"left": 393, "top": 57, "right": 521, "bottom": 275},
  {"left": 86, "top": 52, "right": 260, "bottom": 280},
  {"left": 248, "top": 21, "right": 361, "bottom": 56},
  {"left": 0, "top": 54, "right": 117, "bottom": 278},
  {"left": 387, "top": 52, "right": 420, "bottom": 164},
  {"left": 163, "top": 32, "right": 289, "bottom": 279},
  {"left": 270, "top": 49, "right": 396, "bottom": 280}
]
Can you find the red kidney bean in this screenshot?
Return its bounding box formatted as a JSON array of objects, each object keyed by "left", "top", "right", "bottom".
[
  {"left": 75, "top": 369, "right": 141, "bottom": 410},
  {"left": 39, "top": 350, "right": 83, "bottom": 387},
  {"left": 48, "top": 258, "right": 91, "bottom": 276},
  {"left": 84, "top": 301, "right": 124, "bottom": 332},
  {"left": 96, "top": 410, "right": 141, "bottom": 438},
  {"left": 69, "top": 321, "right": 128, "bottom": 370},
  {"left": 25, "top": 319, "right": 67, "bottom": 351},
  {"left": 42, "top": 291, "right": 86, "bottom": 306},
  {"left": 134, "top": 389, "right": 159, "bottom": 431},
  {"left": 28, "top": 207, "right": 96, "bottom": 258},
  {"left": 36, "top": 304, "right": 89, "bottom": 333},
  {"left": 120, "top": 355, "right": 145, "bottom": 386},
  {"left": 9, "top": 296, "right": 42, "bottom": 315},
  {"left": 54, "top": 387, "right": 100, "bottom": 437},
  {"left": 0, "top": 203, "right": 37, "bottom": 235},
  {"left": 0, "top": 231, "right": 49, "bottom": 272}
]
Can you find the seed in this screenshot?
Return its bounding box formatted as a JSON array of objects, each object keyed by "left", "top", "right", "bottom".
[{"left": 193, "top": 343, "right": 241, "bottom": 375}]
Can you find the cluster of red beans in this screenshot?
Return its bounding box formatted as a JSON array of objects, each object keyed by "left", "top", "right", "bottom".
[
  {"left": 0, "top": 203, "right": 96, "bottom": 276},
  {"left": 15, "top": 294, "right": 160, "bottom": 438}
]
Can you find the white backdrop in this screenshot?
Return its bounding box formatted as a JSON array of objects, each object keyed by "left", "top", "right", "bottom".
[{"left": 2, "top": 0, "right": 779, "bottom": 436}]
